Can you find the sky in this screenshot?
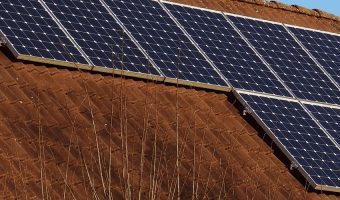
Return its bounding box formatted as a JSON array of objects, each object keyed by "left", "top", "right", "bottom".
[{"left": 277, "top": 0, "right": 340, "bottom": 17}]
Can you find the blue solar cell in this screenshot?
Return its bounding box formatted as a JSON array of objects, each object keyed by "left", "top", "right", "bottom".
[
  {"left": 305, "top": 104, "right": 340, "bottom": 148},
  {"left": 164, "top": 4, "right": 291, "bottom": 96},
  {"left": 290, "top": 27, "right": 340, "bottom": 92},
  {"left": 104, "top": 0, "right": 227, "bottom": 86},
  {"left": 0, "top": 0, "right": 87, "bottom": 64},
  {"left": 229, "top": 16, "right": 340, "bottom": 104},
  {"left": 241, "top": 94, "right": 340, "bottom": 186},
  {"left": 43, "top": 0, "right": 160, "bottom": 75}
]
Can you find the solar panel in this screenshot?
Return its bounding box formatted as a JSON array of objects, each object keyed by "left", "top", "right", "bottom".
[
  {"left": 305, "top": 104, "right": 340, "bottom": 151},
  {"left": 43, "top": 0, "right": 160, "bottom": 75},
  {"left": 104, "top": 0, "right": 227, "bottom": 86},
  {"left": 240, "top": 93, "right": 340, "bottom": 189},
  {"left": 229, "top": 16, "right": 340, "bottom": 105},
  {"left": 0, "top": 0, "right": 88, "bottom": 65},
  {"left": 301, "top": 104, "right": 340, "bottom": 188},
  {"left": 165, "top": 4, "right": 291, "bottom": 97},
  {"left": 289, "top": 27, "right": 340, "bottom": 91}
]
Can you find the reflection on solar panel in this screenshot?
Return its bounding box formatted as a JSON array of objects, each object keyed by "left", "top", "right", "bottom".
[
  {"left": 229, "top": 16, "right": 340, "bottom": 104},
  {"left": 165, "top": 4, "right": 291, "bottom": 96},
  {"left": 240, "top": 93, "right": 340, "bottom": 189},
  {"left": 0, "top": 0, "right": 87, "bottom": 64},
  {"left": 289, "top": 27, "right": 340, "bottom": 90},
  {"left": 44, "top": 0, "right": 160, "bottom": 75},
  {"left": 104, "top": 0, "right": 227, "bottom": 85}
]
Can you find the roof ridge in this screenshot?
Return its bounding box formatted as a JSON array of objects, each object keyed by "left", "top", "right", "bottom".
[{"left": 238, "top": 0, "right": 340, "bottom": 21}]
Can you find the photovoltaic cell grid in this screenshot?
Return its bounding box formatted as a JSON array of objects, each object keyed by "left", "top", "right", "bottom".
[
  {"left": 290, "top": 27, "right": 340, "bottom": 88},
  {"left": 229, "top": 16, "right": 340, "bottom": 105},
  {"left": 241, "top": 94, "right": 340, "bottom": 187},
  {"left": 305, "top": 104, "right": 340, "bottom": 153},
  {"left": 165, "top": 4, "right": 292, "bottom": 97},
  {"left": 43, "top": 0, "right": 160, "bottom": 75},
  {"left": 0, "top": 0, "right": 87, "bottom": 64},
  {"left": 104, "top": 0, "right": 226, "bottom": 86}
]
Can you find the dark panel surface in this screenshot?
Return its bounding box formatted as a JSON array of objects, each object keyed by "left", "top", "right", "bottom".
[
  {"left": 44, "top": 0, "right": 160, "bottom": 75},
  {"left": 290, "top": 27, "right": 340, "bottom": 92},
  {"left": 0, "top": 0, "right": 87, "bottom": 64},
  {"left": 166, "top": 4, "right": 291, "bottom": 97},
  {"left": 242, "top": 94, "right": 340, "bottom": 187},
  {"left": 230, "top": 16, "right": 340, "bottom": 104},
  {"left": 105, "top": 0, "right": 226, "bottom": 85}
]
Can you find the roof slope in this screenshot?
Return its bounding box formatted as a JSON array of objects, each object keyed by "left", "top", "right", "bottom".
[
  {"left": 0, "top": 46, "right": 338, "bottom": 199},
  {"left": 1, "top": 0, "right": 340, "bottom": 199}
]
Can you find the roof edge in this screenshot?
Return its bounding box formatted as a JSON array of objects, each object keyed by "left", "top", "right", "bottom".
[
  {"left": 240, "top": 0, "right": 340, "bottom": 22},
  {"left": 315, "top": 185, "right": 340, "bottom": 193},
  {"left": 17, "top": 54, "right": 233, "bottom": 93}
]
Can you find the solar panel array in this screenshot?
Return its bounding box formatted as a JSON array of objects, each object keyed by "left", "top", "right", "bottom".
[
  {"left": 44, "top": 0, "right": 160, "bottom": 75},
  {"left": 166, "top": 4, "right": 291, "bottom": 96},
  {"left": 229, "top": 17, "right": 340, "bottom": 105},
  {"left": 1, "top": 0, "right": 340, "bottom": 192},
  {"left": 104, "top": 0, "right": 226, "bottom": 85}
]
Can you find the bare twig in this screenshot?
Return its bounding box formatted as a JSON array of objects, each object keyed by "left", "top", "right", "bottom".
[
  {"left": 139, "top": 56, "right": 151, "bottom": 200},
  {"left": 108, "top": 45, "right": 116, "bottom": 200},
  {"left": 59, "top": 39, "right": 104, "bottom": 199},
  {"left": 36, "top": 88, "right": 45, "bottom": 200},
  {"left": 176, "top": 40, "right": 182, "bottom": 200},
  {"left": 193, "top": 109, "right": 198, "bottom": 200},
  {"left": 151, "top": 79, "right": 159, "bottom": 200},
  {"left": 79, "top": 147, "right": 100, "bottom": 200}
]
